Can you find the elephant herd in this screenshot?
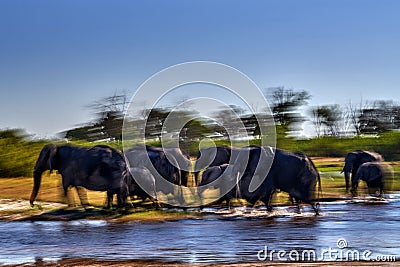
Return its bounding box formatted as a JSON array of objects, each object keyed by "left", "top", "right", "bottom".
[
  {"left": 342, "top": 150, "right": 394, "bottom": 197},
  {"left": 29, "top": 143, "right": 393, "bottom": 215}
]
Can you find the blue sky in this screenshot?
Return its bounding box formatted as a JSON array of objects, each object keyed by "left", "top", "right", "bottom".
[{"left": 1, "top": 0, "right": 399, "bottom": 138}]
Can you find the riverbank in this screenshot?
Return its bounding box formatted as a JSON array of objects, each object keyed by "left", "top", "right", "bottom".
[{"left": 0, "top": 198, "right": 202, "bottom": 222}]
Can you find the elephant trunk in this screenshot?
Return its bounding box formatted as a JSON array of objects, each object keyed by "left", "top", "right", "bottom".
[
  {"left": 350, "top": 171, "right": 361, "bottom": 197},
  {"left": 30, "top": 144, "right": 57, "bottom": 207},
  {"left": 30, "top": 169, "right": 43, "bottom": 207},
  {"left": 342, "top": 161, "right": 353, "bottom": 192}
]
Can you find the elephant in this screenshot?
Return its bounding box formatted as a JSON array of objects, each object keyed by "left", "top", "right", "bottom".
[
  {"left": 342, "top": 150, "right": 384, "bottom": 191},
  {"left": 230, "top": 146, "right": 321, "bottom": 214},
  {"left": 127, "top": 167, "right": 158, "bottom": 203},
  {"left": 197, "top": 164, "right": 239, "bottom": 207},
  {"left": 197, "top": 146, "right": 321, "bottom": 214},
  {"left": 147, "top": 146, "right": 192, "bottom": 187},
  {"left": 351, "top": 161, "right": 393, "bottom": 197},
  {"left": 168, "top": 148, "right": 191, "bottom": 187},
  {"left": 30, "top": 144, "right": 129, "bottom": 208},
  {"left": 108, "top": 167, "right": 158, "bottom": 207},
  {"left": 194, "top": 146, "right": 240, "bottom": 185},
  {"left": 124, "top": 145, "right": 181, "bottom": 195}
]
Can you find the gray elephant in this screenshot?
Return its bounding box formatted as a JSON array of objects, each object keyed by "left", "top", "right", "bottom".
[
  {"left": 30, "top": 144, "right": 129, "bottom": 208},
  {"left": 127, "top": 167, "right": 158, "bottom": 204},
  {"left": 124, "top": 145, "right": 182, "bottom": 197},
  {"left": 198, "top": 146, "right": 321, "bottom": 214},
  {"left": 147, "top": 146, "right": 192, "bottom": 187},
  {"left": 198, "top": 164, "right": 238, "bottom": 207},
  {"left": 351, "top": 162, "right": 393, "bottom": 197},
  {"left": 231, "top": 146, "right": 321, "bottom": 214},
  {"left": 107, "top": 166, "right": 158, "bottom": 207},
  {"left": 342, "top": 150, "right": 383, "bottom": 191}
]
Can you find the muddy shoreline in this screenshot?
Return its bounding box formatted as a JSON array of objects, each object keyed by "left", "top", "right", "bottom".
[{"left": 0, "top": 197, "right": 353, "bottom": 222}]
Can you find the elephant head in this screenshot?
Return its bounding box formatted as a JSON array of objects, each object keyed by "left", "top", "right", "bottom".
[
  {"left": 342, "top": 150, "right": 383, "bottom": 192},
  {"left": 30, "top": 144, "right": 58, "bottom": 206}
]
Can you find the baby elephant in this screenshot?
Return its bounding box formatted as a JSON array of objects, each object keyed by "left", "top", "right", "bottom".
[
  {"left": 107, "top": 167, "right": 158, "bottom": 208},
  {"left": 198, "top": 164, "right": 238, "bottom": 207},
  {"left": 127, "top": 167, "right": 158, "bottom": 205},
  {"left": 351, "top": 162, "right": 393, "bottom": 197}
]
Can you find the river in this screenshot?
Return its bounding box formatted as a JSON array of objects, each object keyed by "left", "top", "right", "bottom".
[{"left": 1, "top": 194, "right": 399, "bottom": 265}]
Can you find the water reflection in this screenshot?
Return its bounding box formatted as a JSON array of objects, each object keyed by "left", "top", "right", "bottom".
[{"left": 1, "top": 195, "right": 399, "bottom": 265}]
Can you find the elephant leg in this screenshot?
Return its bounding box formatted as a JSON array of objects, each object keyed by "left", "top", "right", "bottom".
[
  {"left": 150, "top": 196, "right": 160, "bottom": 209},
  {"left": 262, "top": 197, "right": 273, "bottom": 212},
  {"left": 226, "top": 199, "right": 231, "bottom": 210},
  {"left": 379, "top": 182, "right": 384, "bottom": 197},
  {"left": 116, "top": 191, "right": 129, "bottom": 210},
  {"left": 288, "top": 195, "right": 301, "bottom": 213},
  {"left": 267, "top": 188, "right": 277, "bottom": 212},
  {"left": 117, "top": 193, "right": 122, "bottom": 208},
  {"left": 260, "top": 190, "right": 274, "bottom": 212},
  {"left": 106, "top": 192, "right": 113, "bottom": 209},
  {"left": 75, "top": 186, "right": 89, "bottom": 207},
  {"left": 179, "top": 186, "right": 185, "bottom": 206},
  {"left": 312, "top": 202, "right": 320, "bottom": 216},
  {"left": 350, "top": 182, "right": 358, "bottom": 197},
  {"left": 289, "top": 195, "right": 295, "bottom": 206},
  {"left": 65, "top": 188, "right": 77, "bottom": 207},
  {"left": 61, "top": 174, "right": 76, "bottom": 207},
  {"left": 294, "top": 198, "right": 301, "bottom": 214},
  {"left": 345, "top": 176, "right": 350, "bottom": 192},
  {"left": 63, "top": 182, "right": 76, "bottom": 207}
]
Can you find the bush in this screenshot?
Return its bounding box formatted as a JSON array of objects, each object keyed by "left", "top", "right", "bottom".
[{"left": 0, "top": 129, "right": 47, "bottom": 177}]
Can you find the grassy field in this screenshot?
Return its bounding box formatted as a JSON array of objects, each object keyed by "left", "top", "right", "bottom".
[{"left": 0, "top": 158, "right": 399, "bottom": 221}]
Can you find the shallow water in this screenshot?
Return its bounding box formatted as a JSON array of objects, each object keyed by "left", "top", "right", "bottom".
[{"left": 1, "top": 195, "right": 400, "bottom": 265}]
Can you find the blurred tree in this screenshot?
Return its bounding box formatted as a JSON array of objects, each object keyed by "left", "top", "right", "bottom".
[
  {"left": 310, "top": 105, "right": 342, "bottom": 137},
  {"left": 65, "top": 124, "right": 106, "bottom": 141},
  {"left": 90, "top": 92, "right": 128, "bottom": 141},
  {"left": 345, "top": 100, "right": 367, "bottom": 136},
  {"left": 266, "top": 87, "right": 311, "bottom": 136},
  {"left": 144, "top": 108, "right": 169, "bottom": 142},
  {"left": 65, "top": 91, "right": 128, "bottom": 141},
  {"left": 213, "top": 105, "right": 246, "bottom": 140},
  {"left": 359, "top": 100, "right": 400, "bottom": 134},
  {"left": 310, "top": 107, "right": 324, "bottom": 138},
  {"left": 240, "top": 114, "right": 262, "bottom": 139}
]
